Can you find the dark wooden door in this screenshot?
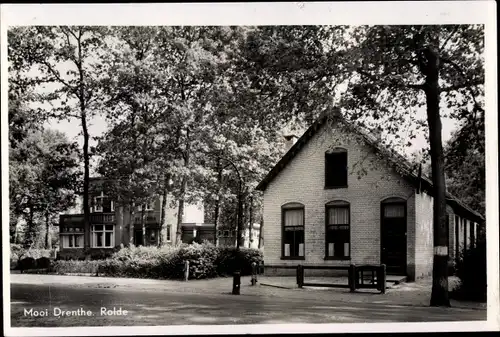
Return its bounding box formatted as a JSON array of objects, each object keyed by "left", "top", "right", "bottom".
[
  {"left": 381, "top": 202, "right": 407, "bottom": 275},
  {"left": 134, "top": 229, "right": 144, "bottom": 246}
]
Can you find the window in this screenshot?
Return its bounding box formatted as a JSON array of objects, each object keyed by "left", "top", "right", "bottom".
[
  {"left": 217, "top": 230, "right": 222, "bottom": 238},
  {"left": 93, "top": 191, "right": 114, "bottom": 213},
  {"left": 223, "top": 230, "right": 229, "bottom": 237},
  {"left": 138, "top": 201, "right": 155, "bottom": 212},
  {"left": 282, "top": 203, "right": 305, "bottom": 259},
  {"left": 62, "top": 234, "right": 83, "bottom": 248},
  {"left": 91, "top": 224, "right": 114, "bottom": 248},
  {"left": 166, "top": 224, "right": 172, "bottom": 242},
  {"left": 325, "top": 201, "right": 350, "bottom": 259},
  {"left": 325, "top": 148, "right": 348, "bottom": 188},
  {"left": 93, "top": 192, "right": 104, "bottom": 213},
  {"left": 145, "top": 201, "right": 155, "bottom": 211}
]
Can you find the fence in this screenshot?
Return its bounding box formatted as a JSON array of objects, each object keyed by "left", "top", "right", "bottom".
[{"left": 295, "top": 264, "right": 387, "bottom": 293}]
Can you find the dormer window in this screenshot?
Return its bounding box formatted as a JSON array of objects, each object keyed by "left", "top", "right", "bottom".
[
  {"left": 93, "top": 192, "right": 104, "bottom": 213},
  {"left": 325, "top": 148, "right": 348, "bottom": 188},
  {"left": 93, "top": 191, "right": 114, "bottom": 213}
]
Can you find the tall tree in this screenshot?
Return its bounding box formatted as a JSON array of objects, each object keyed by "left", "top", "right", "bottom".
[
  {"left": 98, "top": 26, "right": 165, "bottom": 246},
  {"left": 343, "top": 25, "right": 484, "bottom": 307},
  {"left": 238, "top": 25, "right": 484, "bottom": 306},
  {"left": 9, "top": 26, "right": 110, "bottom": 253},
  {"left": 9, "top": 129, "right": 80, "bottom": 248}
]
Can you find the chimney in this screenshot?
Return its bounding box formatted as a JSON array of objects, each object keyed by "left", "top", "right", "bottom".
[{"left": 284, "top": 134, "right": 298, "bottom": 152}]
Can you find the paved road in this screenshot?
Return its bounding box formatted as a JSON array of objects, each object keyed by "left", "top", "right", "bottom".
[{"left": 10, "top": 282, "right": 485, "bottom": 327}]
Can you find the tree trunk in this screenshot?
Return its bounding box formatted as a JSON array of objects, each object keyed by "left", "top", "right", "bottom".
[
  {"left": 213, "top": 197, "right": 220, "bottom": 246},
  {"left": 424, "top": 48, "right": 450, "bottom": 307},
  {"left": 258, "top": 217, "right": 263, "bottom": 249},
  {"left": 129, "top": 203, "right": 135, "bottom": 246},
  {"left": 159, "top": 174, "right": 170, "bottom": 247},
  {"left": 44, "top": 212, "right": 51, "bottom": 249},
  {"left": 82, "top": 113, "right": 90, "bottom": 251},
  {"left": 236, "top": 186, "right": 243, "bottom": 249},
  {"left": 25, "top": 205, "right": 35, "bottom": 249},
  {"left": 248, "top": 195, "right": 254, "bottom": 248},
  {"left": 141, "top": 207, "right": 145, "bottom": 246},
  {"left": 176, "top": 195, "right": 185, "bottom": 245},
  {"left": 176, "top": 128, "right": 190, "bottom": 245},
  {"left": 213, "top": 160, "right": 222, "bottom": 246},
  {"left": 13, "top": 218, "right": 19, "bottom": 244},
  {"left": 76, "top": 30, "right": 91, "bottom": 254}
]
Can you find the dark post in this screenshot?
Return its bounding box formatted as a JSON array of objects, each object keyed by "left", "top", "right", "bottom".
[
  {"left": 184, "top": 260, "right": 190, "bottom": 281},
  {"left": 296, "top": 265, "right": 304, "bottom": 288},
  {"left": 380, "top": 264, "right": 387, "bottom": 294},
  {"left": 349, "top": 264, "right": 356, "bottom": 293},
  {"left": 251, "top": 262, "right": 257, "bottom": 285},
  {"left": 232, "top": 271, "right": 241, "bottom": 295}
]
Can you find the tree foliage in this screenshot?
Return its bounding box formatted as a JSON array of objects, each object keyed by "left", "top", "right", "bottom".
[
  {"left": 8, "top": 26, "right": 485, "bottom": 305},
  {"left": 9, "top": 129, "right": 80, "bottom": 247},
  {"left": 445, "top": 116, "right": 485, "bottom": 216}
]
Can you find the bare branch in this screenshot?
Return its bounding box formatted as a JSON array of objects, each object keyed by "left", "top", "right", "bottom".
[
  {"left": 440, "top": 80, "right": 484, "bottom": 93},
  {"left": 357, "top": 68, "right": 424, "bottom": 90},
  {"left": 439, "top": 26, "right": 459, "bottom": 52},
  {"left": 61, "top": 26, "right": 79, "bottom": 41},
  {"left": 41, "top": 61, "right": 75, "bottom": 93},
  {"left": 441, "top": 56, "right": 484, "bottom": 112}
]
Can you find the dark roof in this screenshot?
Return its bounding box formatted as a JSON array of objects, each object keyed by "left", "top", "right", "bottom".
[{"left": 255, "top": 111, "right": 484, "bottom": 223}]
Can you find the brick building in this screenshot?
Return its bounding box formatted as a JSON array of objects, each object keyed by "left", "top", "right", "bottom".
[
  {"left": 217, "top": 222, "right": 262, "bottom": 249},
  {"left": 256, "top": 111, "right": 484, "bottom": 280},
  {"left": 56, "top": 177, "right": 209, "bottom": 259}
]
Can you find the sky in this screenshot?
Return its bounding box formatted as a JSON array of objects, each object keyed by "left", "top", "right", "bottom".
[
  {"left": 43, "top": 102, "right": 459, "bottom": 166},
  {"left": 36, "top": 26, "right": 461, "bottom": 168}
]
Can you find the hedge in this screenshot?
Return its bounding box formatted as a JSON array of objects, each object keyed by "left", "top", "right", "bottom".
[
  {"left": 48, "top": 243, "right": 263, "bottom": 281},
  {"left": 451, "top": 235, "right": 486, "bottom": 302}
]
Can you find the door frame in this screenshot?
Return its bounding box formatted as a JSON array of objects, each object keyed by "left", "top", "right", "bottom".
[{"left": 380, "top": 198, "right": 407, "bottom": 275}]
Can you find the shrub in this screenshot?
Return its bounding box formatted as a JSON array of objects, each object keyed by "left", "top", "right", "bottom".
[
  {"left": 178, "top": 243, "right": 219, "bottom": 279},
  {"left": 452, "top": 236, "right": 486, "bottom": 301},
  {"left": 46, "top": 244, "right": 264, "bottom": 280},
  {"left": 36, "top": 257, "right": 51, "bottom": 269},
  {"left": 23, "top": 249, "right": 54, "bottom": 259},
  {"left": 215, "top": 247, "right": 263, "bottom": 276},
  {"left": 18, "top": 257, "right": 36, "bottom": 271},
  {"left": 10, "top": 245, "right": 55, "bottom": 269},
  {"left": 51, "top": 260, "right": 102, "bottom": 274}
]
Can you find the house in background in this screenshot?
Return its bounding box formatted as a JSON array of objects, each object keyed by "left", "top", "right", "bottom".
[
  {"left": 217, "top": 222, "right": 262, "bottom": 249},
  {"left": 56, "top": 177, "right": 210, "bottom": 259},
  {"left": 256, "top": 110, "right": 484, "bottom": 280}
]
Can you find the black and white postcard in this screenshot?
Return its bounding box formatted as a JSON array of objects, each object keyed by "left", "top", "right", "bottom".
[{"left": 1, "top": 2, "right": 498, "bottom": 336}]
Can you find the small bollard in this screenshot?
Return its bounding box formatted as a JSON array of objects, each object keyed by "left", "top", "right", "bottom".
[
  {"left": 184, "top": 260, "right": 190, "bottom": 281},
  {"left": 296, "top": 264, "right": 304, "bottom": 288},
  {"left": 251, "top": 262, "right": 258, "bottom": 285},
  {"left": 379, "top": 264, "right": 387, "bottom": 294},
  {"left": 348, "top": 264, "right": 356, "bottom": 293},
  {"left": 232, "top": 271, "right": 241, "bottom": 295}
]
